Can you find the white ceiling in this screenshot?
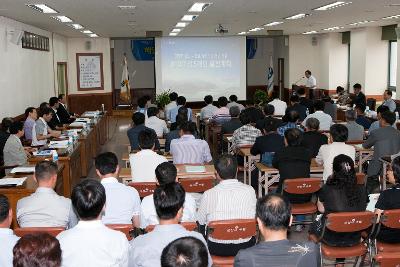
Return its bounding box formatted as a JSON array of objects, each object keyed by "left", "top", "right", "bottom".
[{"left": 1, "top": 0, "right": 400, "bottom": 37}]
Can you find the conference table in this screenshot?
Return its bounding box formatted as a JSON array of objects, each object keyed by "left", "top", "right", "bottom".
[{"left": 237, "top": 146, "right": 260, "bottom": 186}]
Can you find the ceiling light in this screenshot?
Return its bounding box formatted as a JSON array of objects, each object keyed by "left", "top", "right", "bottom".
[
  {"left": 285, "top": 13, "right": 310, "bottom": 20},
  {"left": 169, "top": 32, "right": 178, "bottom": 36},
  {"left": 26, "top": 4, "right": 58, "bottom": 13},
  {"left": 176, "top": 22, "right": 188, "bottom": 27},
  {"left": 303, "top": 30, "right": 318, "bottom": 34},
  {"left": 348, "top": 20, "right": 374, "bottom": 26},
  {"left": 382, "top": 14, "right": 400, "bottom": 20},
  {"left": 82, "top": 30, "right": 92, "bottom": 34},
  {"left": 323, "top": 26, "right": 343, "bottom": 31},
  {"left": 249, "top": 27, "right": 264, "bottom": 32},
  {"left": 70, "top": 24, "right": 83, "bottom": 30},
  {"left": 314, "top": 1, "right": 351, "bottom": 11},
  {"left": 171, "top": 28, "right": 181, "bottom": 33},
  {"left": 117, "top": 5, "right": 136, "bottom": 10},
  {"left": 264, "top": 21, "right": 283, "bottom": 27},
  {"left": 89, "top": 34, "right": 98, "bottom": 37},
  {"left": 51, "top": 16, "right": 73, "bottom": 23},
  {"left": 181, "top": 15, "right": 198, "bottom": 21},
  {"left": 188, "top": 2, "right": 212, "bottom": 12},
  {"left": 237, "top": 32, "right": 247, "bottom": 35}
]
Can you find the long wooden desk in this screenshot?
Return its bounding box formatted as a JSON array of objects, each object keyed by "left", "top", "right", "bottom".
[{"left": 237, "top": 146, "right": 260, "bottom": 186}]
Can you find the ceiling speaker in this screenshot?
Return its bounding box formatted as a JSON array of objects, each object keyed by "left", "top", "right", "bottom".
[
  {"left": 85, "top": 40, "right": 92, "bottom": 51},
  {"left": 10, "top": 30, "right": 23, "bottom": 45}
]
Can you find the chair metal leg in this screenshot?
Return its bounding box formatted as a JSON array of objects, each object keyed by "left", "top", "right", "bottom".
[{"left": 353, "top": 256, "right": 359, "bottom": 267}]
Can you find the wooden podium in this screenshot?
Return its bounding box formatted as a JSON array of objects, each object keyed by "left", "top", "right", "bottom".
[{"left": 284, "top": 85, "right": 327, "bottom": 102}]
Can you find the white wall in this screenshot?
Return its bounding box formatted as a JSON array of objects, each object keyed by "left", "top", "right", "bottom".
[
  {"left": 247, "top": 37, "right": 274, "bottom": 86},
  {"left": 53, "top": 33, "right": 68, "bottom": 94},
  {"left": 67, "top": 37, "right": 112, "bottom": 94},
  {"left": 0, "top": 16, "right": 68, "bottom": 118},
  {"left": 273, "top": 36, "right": 290, "bottom": 88},
  {"left": 328, "top": 33, "right": 348, "bottom": 89}
]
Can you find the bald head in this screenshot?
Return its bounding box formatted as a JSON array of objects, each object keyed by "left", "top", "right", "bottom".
[{"left": 256, "top": 194, "right": 291, "bottom": 231}]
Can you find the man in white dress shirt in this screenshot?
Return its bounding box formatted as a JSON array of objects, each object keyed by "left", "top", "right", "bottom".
[
  {"left": 268, "top": 91, "right": 287, "bottom": 116},
  {"left": 31, "top": 107, "right": 61, "bottom": 146},
  {"left": 165, "top": 92, "right": 178, "bottom": 121},
  {"left": 145, "top": 107, "right": 169, "bottom": 137},
  {"left": 130, "top": 183, "right": 212, "bottom": 267},
  {"left": 57, "top": 179, "right": 130, "bottom": 267},
  {"left": 140, "top": 162, "right": 196, "bottom": 228},
  {"left": 17, "top": 161, "right": 77, "bottom": 228},
  {"left": 129, "top": 129, "right": 168, "bottom": 182},
  {"left": 316, "top": 124, "right": 356, "bottom": 181},
  {"left": 227, "top": 95, "right": 245, "bottom": 111},
  {"left": 302, "top": 100, "right": 332, "bottom": 131},
  {"left": 95, "top": 152, "right": 141, "bottom": 227},
  {"left": 0, "top": 195, "right": 19, "bottom": 267},
  {"left": 304, "top": 70, "right": 317, "bottom": 89},
  {"left": 200, "top": 95, "right": 218, "bottom": 120}
]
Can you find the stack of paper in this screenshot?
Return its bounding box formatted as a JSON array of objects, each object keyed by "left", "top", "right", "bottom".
[
  {"left": 10, "top": 167, "right": 35, "bottom": 174},
  {"left": 0, "top": 177, "right": 27, "bottom": 187},
  {"left": 185, "top": 165, "right": 206, "bottom": 173},
  {"left": 49, "top": 140, "right": 69, "bottom": 149},
  {"left": 76, "top": 118, "right": 91, "bottom": 123},
  {"left": 69, "top": 122, "right": 86, "bottom": 127}
]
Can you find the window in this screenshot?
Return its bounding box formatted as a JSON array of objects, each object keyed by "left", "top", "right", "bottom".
[{"left": 389, "top": 41, "right": 397, "bottom": 89}]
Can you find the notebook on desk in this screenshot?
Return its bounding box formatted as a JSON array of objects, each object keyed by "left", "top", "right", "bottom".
[
  {"left": 0, "top": 177, "right": 27, "bottom": 187},
  {"left": 184, "top": 165, "right": 206, "bottom": 173},
  {"left": 10, "top": 167, "right": 35, "bottom": 174}
]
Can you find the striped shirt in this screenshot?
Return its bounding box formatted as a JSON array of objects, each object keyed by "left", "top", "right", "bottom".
[
  {"left": 170, "top": 135, "right": 212, "bottom": 164},
  {"left": 211, "top": 107, "right": 231, "bottom": 124},
  {"left": 197, "top": 179, "right": 257, "bottom": 244},
  {"left": 232, "top": 124, "right": 262, "bottom": 150},
  {"left": 277, "top": 122, "right": 303, "bottom": 137}
]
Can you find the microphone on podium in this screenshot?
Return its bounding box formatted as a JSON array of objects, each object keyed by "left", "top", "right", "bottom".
[{"left": 294, "top": 76, "right": 305, "bottom": 85}]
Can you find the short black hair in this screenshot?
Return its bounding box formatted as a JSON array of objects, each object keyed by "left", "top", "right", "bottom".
[
  {"left": 35, "top": 161, "right": 58, "bottom": 181},
  {"left": 229, "top": 106, "right": 240, "bottom": 117},
  {"left": 58, "top": 94, "right": 65, "bottom": 100},
  {"left": 263, "top": 104, "right": 275, "bottom": 116},
  {"left": 297, "top": 87, "right": 306, "bottom": 96},
  {"left": 177, "top": 96, "right": 186, "bottom": 106},
  {"left": 161, "top": 237, "right": 208, "bottom": 267},
  {"left": 391, "top": 156, "right": 400, "bottom": 184},
  {"left": 39, "top": 102, "right": 49, "bottom": 110},
  {"left": 9, "top": 121, "right": 24, "bottom": 134},
  {"left": 355, "top": 104, "right": 366, "bottom": 113},
  {"left": 1, "top": 117, "right": 13, "bottom": 132},
  {"left": 256, "top": 193, "right": 291, "bottom": 231},
  {"left": 336, "top": 86, "right": 344, "bottom": 94},
  {"left": 239, "top": 110, "right": 250, "bottom": 125},
  {"left": 169, "top": 92, "right": 178, "bottom": 102},
  {"left": 214, "top": 154, "right": 237, "bottom": 180},
  {"left": 285, "top": 110, "right": 299, "bottom": 123},
  {"left": 218, "top": 96, "right": 228, "bottom": 107},
  {"left": 264, "top": 119, "right": 278, "bottom": 133},
  {"left": 271, "top": 90, "right": 279, "bottom": 99},
  {"left": 132, "top": 112, "right": 145, "bottom": 126},
  {"left": 180, "top": 121, "right": 196, "bottom": 134},
  {"left": 95, "top": 152, "right": 118, "bottom": 175},
  {"left": 147, "top": 107, "right": 159, "bottom": 117},
  {"left": 71, "top": 179, "right": 106, "bottom": 220},
  {"left": 229, "top": 95, "right": 238, "bottom": 102},
  {"left": 313, "top": 100, "right": 325, "bottom": 111},
  {"left": 154, "top": 183, "right": 185, "bottom": 220},
  {"left": 353, "top": 83, "right": 362, "bottom": 89},
  {"left": 385, "top": 89, "right": 393, "bottom": 96},
  {"left": 305, "top": 70, "right": 311, "bottom": 75},
  {"left": 305, "top": 117, "right": 320, "bottom": 130},
  {"left": 40, "top": 107, "right": 53, "bottom": 117},
  {"left": 284, "top": 128, "right": 303, "bottom": 146},
  {"left": 330, "top": 124, "right": 348, "bottom": 142},
  {"left": 49, "top": 97, "right": 59, "bottom": 107},
  {"left": 137, "top": 97, "right": 147, "bottom": 108},
  {"left": 377, "top": 105, "right": 390, "bottom": 114},
  {"left": 176, "top": 113, "right": 189, "bottom": 127},
  {"left": 0, "top": 194, "right": 10, "bottom": 223},
  {"left": 138, "top": 129, "right": 157, "bottom": 149},
  {"left": 290, "top": 95, "right": 300, "bottom": 103},
  {"left": 204, "top": 95, "right": 213, "bottom": 104},
  {"left": 381, "top": 111, "right": 396, "bottom": 125},
  {"left": 155, "top": 162, "right": 177, "bottom": 186},
  {"left": 25, "top": 107, "right": 36, "bottom": 117}
]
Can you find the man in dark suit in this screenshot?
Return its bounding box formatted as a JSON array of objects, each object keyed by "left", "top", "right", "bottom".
[
  {"left": 255, "top": 104, "right": 282, "bottom": 131},
  {"left": 127, "top": 112, "right": 160, "bottom": 151},
  {"left": 286, "top": 95, "right": 307, "bottom": 121},
  {"left": 57, "top": 94, "right": 76, "bottom": 124},
  {"left": 355, "top": 104, "right": 372, "bottom": 130},
  {"left": 219, "top": 106, "right": 242, "bottom": 153},
  {"left": 297, "top": 87, "right": 314, "bottom": 114},
  {"left": 47, "top": 97, "right": 62, "bottom": 130},
  {"left": 363, "top": 111, "right": 400, "bottom": 192},
  {"left": 301, "top": 117, "right": 328, "bottom": 158},
  {"left": 352, "top": 83, "right": 366, "bottom": 107}
]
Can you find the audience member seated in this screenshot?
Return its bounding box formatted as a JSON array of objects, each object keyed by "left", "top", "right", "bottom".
[
  {"left": 23, "top": 107, "right": 37, "bottom": 141},
  {"left": 246, "top": 106, "right": 264, "bottom": 124},
  {"left": 13, "top": 233, "right": 61, "bottom": 267},
  {"left": 374, "top": 156, "right": 400, "bottom": 243},
  {"left": 161, "top": 236, "right": 209, "bottom": 267},
  {"left": 144, "top": 95, "right": 157, "bottom": 108},
  {"left": 146, "top": 106, "right": 169, "bottom": 137},
  {"left": 39, "top": 102, "right": 50, "bottom": 110},
  {"left": 382, "top": 89, "right": 396, "bottom": 112},
  {"left": 301, "top": 118, "right": 328, "bottom": 158},
  {"left": 200, "top": 95, "right": 218, "bottom": 120},
  {"left": 0, "top": 194, "right": 19, "bottom": 267},
  {"left": 130, "top": 129, "right": 168, "bottom": 182},
  {"left": 316, "top": 124, "right": 355, "bottom": 181},
  {"left": 95, "top": 152, "right": 141, "bottom": 226},
  {"left": 31, "top": 107, "right": 61, "bottom": 146},
  {"left": 131, "top": 183, "right": 212, "bottom": 267},
  {"left": 17, "top": 161, "right": 77, "bottom": 228},
  {"left": 345, "top": 109, "right": 364, "bottom": 140},
  {"left": 363, "top": 111, "right": 400, "bottom": 192},
  {"left": 211, "top": 96, "right": 231, "bottom": 124},
  {"left": 277, "top": 110, "right": 302, "bottom": 137},
  {"left": 336, "top": 86, "right": 350, "bottom": 106},
  {"left": 165, "top": 92, "right": 178, "bottom": 121},
  {"left": 57, "top": 179, "right": 130, "bottom": 267},
  {"left": 3, "top": 121, "right": 28, "bottom": 168},
  {"left": 137, "top": 96, "right": 148, "bottom": 116},
  {"left": 352, "top": 83, "right": 366, "bottom": 107},
  {"left": 227, "top": 94, "right": 245, "bottom": 111},
  {"left": 166, "top": 112, "right": 198, "bottom": 153},
  {"left": 0, "top": 117, "right": 13, "bottom": 164},
  {"left": 127, "top": 112, "right": 160, "bottom": 151},
  {"left": 48, "top": 97, "right": 62, "bottom": 130},
  {"left": 170, "top": 107, "right": 189, "bottom": 131},
  {"left": 57, "top": 94, "right": 76, "bottom": 124},
  {"left": 286, "top": 95, "right": 307, "bottom": 121},
  {"left": 140, "top": 162, "right": 196, "bottom": 229},
  {"left": 355, "top": 104, "right": 372, "bottom": 130},
  {"left": 170, "top": 96, "right": 192, "bottom": 123},
  {"left": 310, "top": 155, "right": 367, "bottom": 247},
  {"left": 231, "top": 110, "right": 262, "bottom": 150},
  {"left": 368, "top": 105, "right": 395, "bottom": 134},
  {"left": 234, "top": 194, "right": 320, "bottom": 267},
  {"left": 221, "top": 106, "right": 242, "bottom": 135},
  {"left": 322, "top": 96, "right": 337, "bottom": 121},
  {"left": 198, "top": 155, "right": 256, "bottom": 256},
  {"left": 170, "top": 122, "right": 212, "bottom": 165},
  {"left": 302, "top": 100, "right": 332, "bottom": 131},
  {"left": 256, "top": 104, "right": 282, "bottom": 131},
  {"left": 297, "top": 87, "right": 314, "bottom": 114},
  {"left": 268, "top": 91, "right": 287, "bottom": 116}
]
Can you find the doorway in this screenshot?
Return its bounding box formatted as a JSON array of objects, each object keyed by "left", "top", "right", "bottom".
[{"left": 57, "top": 62, "right": 68, "bottom": 96}]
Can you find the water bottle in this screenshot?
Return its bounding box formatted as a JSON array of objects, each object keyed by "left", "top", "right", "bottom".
[
  {"left": 52, "top": 150, "right": 59, "bottom": 162},
  {"left": 396, "top": 112, "right": 399, "bottom": 121},
  {"left": 306, "top": 108, "right": 309, "bottom": 116}
]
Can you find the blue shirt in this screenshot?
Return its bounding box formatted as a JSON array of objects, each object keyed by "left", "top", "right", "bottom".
[
  {"left": 356, "top": 115, "right": 372, "bottom": 130},
  {"left": 127, "top": 124, "right": 160, "bottom": 151},
  {"left": 277, "top": 123, "right": 303, "bottom": 136},
  {"left": 169, "top": 105, "right": 192, "bottom": 123}
]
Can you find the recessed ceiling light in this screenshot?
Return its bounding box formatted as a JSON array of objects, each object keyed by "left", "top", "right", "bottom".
[
  {"left": 249, "top": 27, "right": 264, "bottom": 32},
  {"left": 323, "top": 26, "right": 344, "bottom": 31},
  {"left": 314, "top": 1, "right": 352, "bottom": 11},
  {"left": 50, "top": 16, "right": 73, "bottom": 23},
  {"left": 348, "top": 20, "right": 374, "bottom": 26},
  {"left": 117, "top": 5, "right": 136, "bottom": 10},
  {"left": 181, "top": 15, "right": 198, "bottom": 21},
  {"left": 285, "top": 13, "right": 310, "bottom": 20},
  {"left": 264, "top": 21, "right": 284, "bottom": 27},
  {"left": 26, "top": 4, "right": 58, "bottom": 13},
  {"left": 69, "top": 24, "right": 83, "bottom": 30},
  {"left": 237, "top": 32, "right": 247, "bottom": 35},
  {"left": 82, "top": 30, "right": 92, "bottom": 34},
  {"left": 382, "top": 14, "right": 400, "bottom": 20},
  {"left": 188, "top": 2, "right": 212, "bottom": 12},
  {"left": 176, "top": 22, "right": 188, "bottom": 27},
  {"left": 169, "top": 32, "right": 178, "bottom": 36},
  {"left": 303, "top": 30, "right": 318, "bottom": 34},
  {"left": 89, "top": 33, "right": 98, "bottom": 37},
  {"left": 171, "top": 28, "right": 181, "bottom": 33}
]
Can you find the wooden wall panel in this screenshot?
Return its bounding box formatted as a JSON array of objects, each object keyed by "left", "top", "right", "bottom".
[{"left": 68, "top": 92, "right": 112, "bottom": 115}]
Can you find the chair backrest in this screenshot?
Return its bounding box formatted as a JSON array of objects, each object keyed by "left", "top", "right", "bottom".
[
  {"left": 326, "top": 211, "right": 375, "bottom": 233},
  {"left": 374, "top": 252, "right": 400, "bottom": 266},
  {"left": 356, "top": 173, "right": 366, "bottom": 185},
  {"left": 128, "top": 182, "right": 157, "bottom": 198},
  {"left": 145, "top": 222, "right": 198, "bottom": 233},
  {"left": 283, "top": 178, "right": 322, "bottom": 195},
  {"left": 179, "top": 177, "right": 214, "bottom": 193},
  {"left": 14, "top": 227, "right": 65, "bottom": 237},
  {"left": 106, "top": 224, "right": 134, "bottom": 241},
  {"left": 380, "top": 209, "right": 400, "bottom": 229},
  {"left": 207, "top": 219, "right": 257, "bottom": 241}
]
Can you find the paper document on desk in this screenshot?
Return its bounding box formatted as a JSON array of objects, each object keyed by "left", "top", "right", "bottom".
[
  {"left": 49, "top": 140, "right": 69, "bottom": 149},
  {"left": 366, "top": 193, "right": 380, "bottom": 212},
  {"left": 10, "top": 167, "right": 35, "bottom": 174},
  {"left": 0, "top": 177, "right": 27, "bottom": 186},
  {"left": 69, "top": 122, "right": 86, "bottom": 127},
  {"left": 185, "top": 165, "right": 206, "bottom": 173},
  {"left": 33, "top": 150, "right": 53, "bottom": 156},
  {"left": 75, "top": 118, "right": 91, "bottom": 123}
]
